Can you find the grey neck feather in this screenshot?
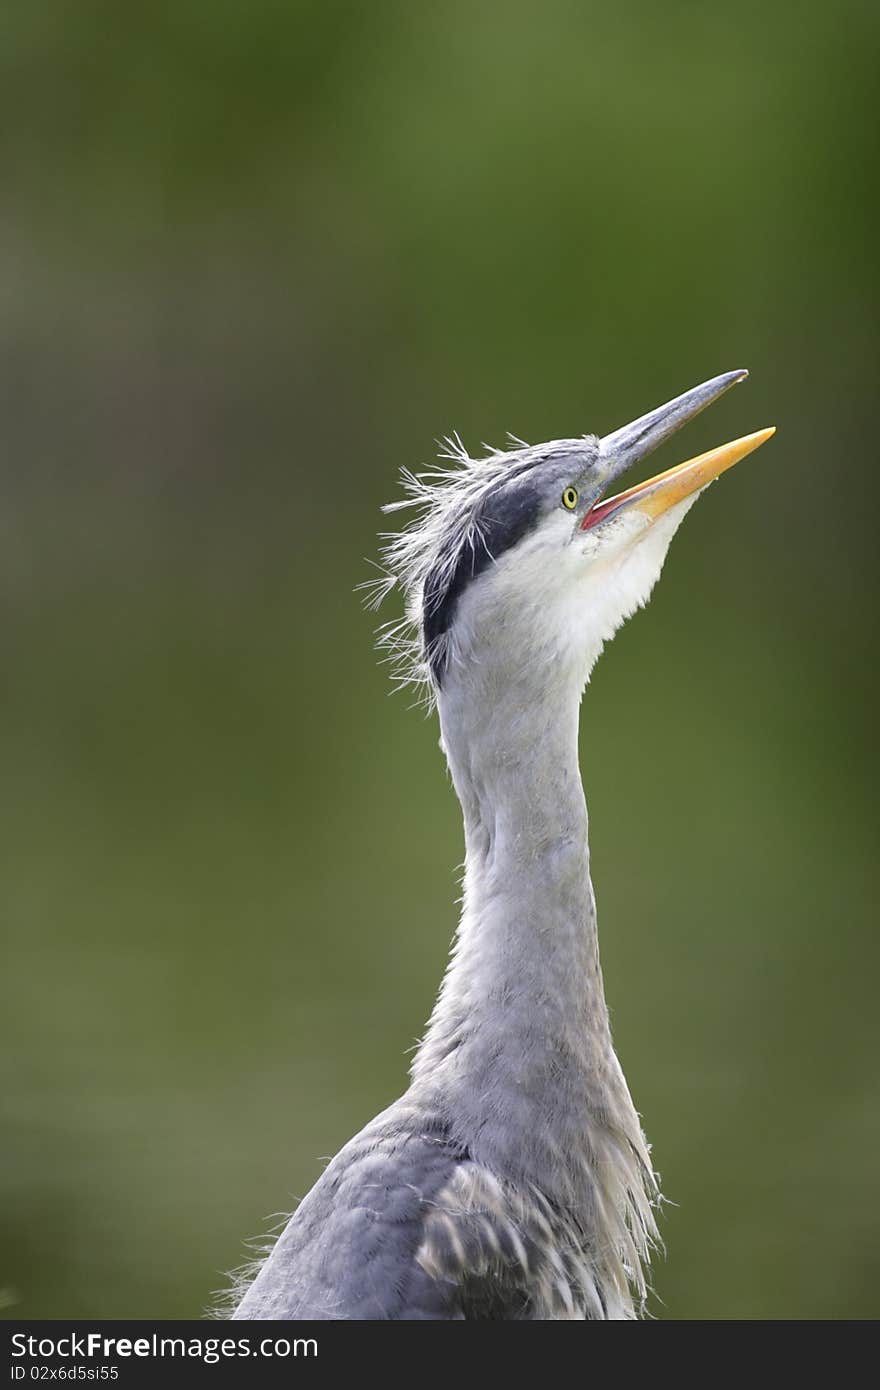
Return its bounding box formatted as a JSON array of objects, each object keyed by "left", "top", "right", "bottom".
[{"left": 410, "top": 656, "right": 658, "bottom": 1295}]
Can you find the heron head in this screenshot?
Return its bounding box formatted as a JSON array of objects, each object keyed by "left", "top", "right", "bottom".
[{"left": 376, "top": 371, "right": 774, "bottom": 699}]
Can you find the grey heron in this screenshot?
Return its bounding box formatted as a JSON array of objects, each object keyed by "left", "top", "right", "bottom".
[{"left": 230, "top": 370, "right": 774, "bottom": 1320}]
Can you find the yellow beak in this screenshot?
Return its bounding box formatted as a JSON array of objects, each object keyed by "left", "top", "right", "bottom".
[{"left": 582, "top": 427, "right": 776, "bottom": 531}]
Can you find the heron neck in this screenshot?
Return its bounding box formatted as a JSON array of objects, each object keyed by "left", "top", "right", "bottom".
[{"left": 411, "top": 665, "right": 642, "bottom": 1197}]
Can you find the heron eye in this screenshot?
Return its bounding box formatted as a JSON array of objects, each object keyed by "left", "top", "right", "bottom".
[{"left": 562, "top": 486, "right": 579, "bottom": 511}]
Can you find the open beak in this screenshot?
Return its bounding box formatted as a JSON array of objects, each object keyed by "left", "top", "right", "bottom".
[{"left": 583, "top": 370, "right": 775, "bottom": 532}]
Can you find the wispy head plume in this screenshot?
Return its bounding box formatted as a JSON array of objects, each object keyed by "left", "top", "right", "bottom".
[{"left": 362, "top": 431, "right": 591, "bottom": 703}]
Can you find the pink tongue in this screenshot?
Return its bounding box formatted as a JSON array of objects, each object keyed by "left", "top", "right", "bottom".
[{"left": 580, "top": 494, "right": 620, "bottom": 532}]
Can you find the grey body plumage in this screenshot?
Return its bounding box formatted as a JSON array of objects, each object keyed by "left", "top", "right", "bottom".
[{"left": 230, "top": 372, "right": 774, "bottom": 1320}]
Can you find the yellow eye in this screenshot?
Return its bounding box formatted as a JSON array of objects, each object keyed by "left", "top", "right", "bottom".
[{"left": 562, "top": 486, "right": 579, "bottom": 511}]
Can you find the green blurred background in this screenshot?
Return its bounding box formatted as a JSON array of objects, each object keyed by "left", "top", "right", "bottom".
[{"left": 1, "top": 1, "right": 877, "bottom": 1321}]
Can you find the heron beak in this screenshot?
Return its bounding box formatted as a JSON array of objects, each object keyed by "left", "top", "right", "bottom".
[
  {"left": 582, "top": 429, "right": 776, "bottom": 531},
  {"left": 584, "top": 369, "right": 775, "bottom": 531}
]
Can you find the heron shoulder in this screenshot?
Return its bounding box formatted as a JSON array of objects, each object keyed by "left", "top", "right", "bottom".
[{"left": 229, "top": 1099, "right": 465, "bottom": 1320}]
